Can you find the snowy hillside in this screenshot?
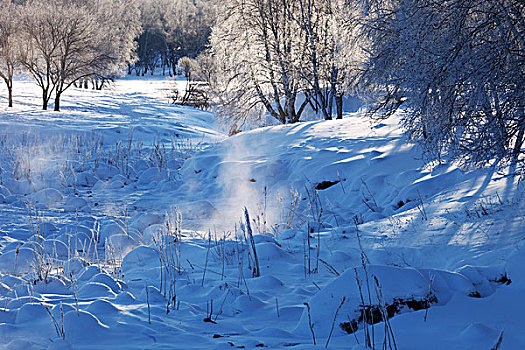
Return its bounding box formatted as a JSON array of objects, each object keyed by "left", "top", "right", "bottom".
[{"left": 0, "top": 78, "right": 523, "bottom": 349}]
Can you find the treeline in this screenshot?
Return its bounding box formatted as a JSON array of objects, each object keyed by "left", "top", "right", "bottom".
[{"left": 132, "top": 0, "right": 214, "bottom": 77}]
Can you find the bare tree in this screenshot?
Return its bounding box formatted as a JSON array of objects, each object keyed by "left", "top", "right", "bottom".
[
  {"left": 21, "top": 0, "right": 140, "bottom": 111},
  {"left": 358, "top": 0, "right": 525, "bottom": 167},
  {"left": 296, "top": 0, "right": 347, "bottom": 120},
  {"left": 89, "top": 0, "right": 142, "bottom": 87},
  {"left": 211, "top": 0, "right": 312, "bottom": 130},
  {"left": 0, "top": 0, "right": 21, "bottom": 107}
]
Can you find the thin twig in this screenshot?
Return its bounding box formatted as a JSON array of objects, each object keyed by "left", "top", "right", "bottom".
[
  {"left": 304, "top": 302, "right": 316, "bottom": 345},
  {"left": 325, "top": 296, "right": 346, "bottom": 347}
]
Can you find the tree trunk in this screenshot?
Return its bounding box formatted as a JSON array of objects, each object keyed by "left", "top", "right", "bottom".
[
  {"left": 336, "top": 94, "right": 343, "bottom": 119},
  {"left": 171, "top": 58, "right": 177, "bottom": 77},
  {"left": 512, "top": 116, "right": 525, "bottom": 161},
  {"left": 7, "top": 84, "right": 12, "bottom": 108},
  {"left": 42, "top": 89, "right": 48, "bottom": 110},
  {"left": 54, "top": 92, "right": 61, "bottom": 111},
  {"left": 285, "top": 97, "right": 296, "bottom": 124},
  {"left": 98, "top": 77, "right": 105, "bottom": 90}
]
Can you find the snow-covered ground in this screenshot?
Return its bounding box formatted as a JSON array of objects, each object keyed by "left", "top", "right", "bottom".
[{"left": 0, "top": 77, "right": 523, "bottom": 349}]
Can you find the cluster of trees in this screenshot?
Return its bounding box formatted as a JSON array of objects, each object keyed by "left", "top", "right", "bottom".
[
  {"left": 208, "top": 0, "right": 350, "bottom": 130},
  {"left": 205, "top": 0, "right": 523, "bottom": 165},
  {"left": 132, "top": 0, "right": 215, "bottom": 76},
  {"left": 0, "top": 0, "right": 522, "bottom": 166},
  {"left": 0, "top": 0, "right": 140, "bottom": 111},
  {"left": 0, "top": 0, "right": 214, "bottom": 110},
  {"left": 359, "top": 0, "right": 524, "bottom": 166}
]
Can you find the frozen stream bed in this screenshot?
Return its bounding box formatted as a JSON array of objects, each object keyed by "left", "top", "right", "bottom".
[{"left": 0, "top": 77, "right": 523, "bottom": 349}]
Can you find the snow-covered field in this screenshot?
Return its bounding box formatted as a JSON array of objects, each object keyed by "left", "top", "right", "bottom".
[{"left": 0, "top": 77, "right": 523, "bottom": 349}]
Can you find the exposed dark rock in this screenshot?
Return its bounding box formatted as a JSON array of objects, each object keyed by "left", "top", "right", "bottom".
[
  {"left": 315, "top": 180, "right": 340, "bottom": 190},
  {"left": 404, "top": 295, "right": 438, "bottom": 311},
  {"left": 340, "top": 320, "right": 358, "bottom": 334},
  {"left": 394, "top": 199, "right": 411, "bottom": 210},
  {"left": 490, "top": 274, "right": 511, "bottom": 285},
  {"left": 340, "top": 295, "right": 438, "bottom": 334},
  {"left": 468, "top": 291, "right": 482, "bottom": 298}
]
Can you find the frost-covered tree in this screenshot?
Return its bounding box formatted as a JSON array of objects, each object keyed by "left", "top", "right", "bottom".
[
  {"left": 358, "top": 0, "right": 525, "bottom": 166},
  {"left": 93, "top": 0, "right": 142, "bottom": 80},
  {"left": 210, "top": 0, "right": 311, "bottom": 129},
  {"left": 164, "top": 0, "right": 215, "bottom": 75},
  {"left": 209, "top": 0, "right": 358, "bottom": 129},
  {"left": 21, "top": 0, "right": 140, "bottom": 111},
  {"left": 21, "top": 0, "right": 141, "bottom": 110},
  {"left": 0, "top": 0, "right": 21, "bottom": 107},
  {"left": 296, "top": 0, "right": 347, "bottom": 120}
]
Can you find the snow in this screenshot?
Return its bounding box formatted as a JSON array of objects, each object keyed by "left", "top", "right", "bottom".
[{"left": 0, "top": 76, "right": 523, "bottom": 349}]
